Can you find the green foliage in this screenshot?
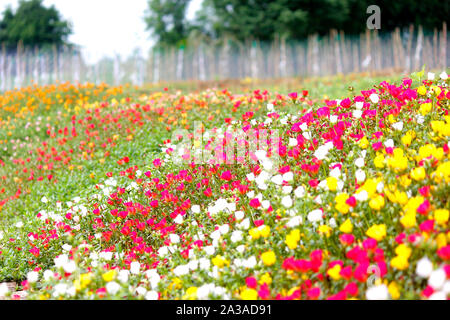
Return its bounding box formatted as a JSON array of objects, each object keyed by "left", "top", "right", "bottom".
[
  {"left": 145, "top": 0, "right": 190, "bottom": 47},
  {"left": 0, "top": 0, "right": 72, "bottom": 49},
  {"left": 149, "top": 0, "right": 450, "bottom": 43}
]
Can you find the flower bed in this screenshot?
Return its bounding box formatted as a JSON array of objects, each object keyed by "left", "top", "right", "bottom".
[{"left": 0, "top": 72, "right": 449, "bottom": 300}]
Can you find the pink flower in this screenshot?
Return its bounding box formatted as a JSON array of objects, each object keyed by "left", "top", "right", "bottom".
[
  {"left": 249, "top": 198, "right": 261, "bottom": 209},
  {"left": 245, "top": 277, "right": 258, "bottom": 289}
]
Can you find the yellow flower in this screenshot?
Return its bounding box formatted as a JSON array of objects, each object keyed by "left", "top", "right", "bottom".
[
  {"left": 366, "top": 224, "right": 387, "bottom": 241},
  {"left": 374, "top": 153, "right": 385, "bottom": 168},
  {"left": 285, "top": 230, "right": 300, "bottom": 250},
  {"left": 212, "top": 255, "right": 228, "bottom": 268},
  {"left": 369, "top": 195, "right": 385, "bottom": 211},
  {"left": 339, "top": 218, "right": 353, "bottom": 233},
  {"left": 388, "top": 282, "right": 401, "bottom": 300},
  {"left": 436, "top": 233, "right": 447, "bottom": 249},
  {"left": 261, "top": 251, "right": 276, "bottom": 266},
  {"left": 400, "top": 213, "right": 416, "bottom": 229},
  {"left": 102, "top": 269, "right": 117, "bottom": 282},
  {"left": 249, "top": 228, "right": 261, "bottom": 240},
  {"left": 259, "top": 272, "right": 272, "bottom": 285},
  {"left": 401, "top": 133, "right": 413, "bottom": 146},
  {"left": 318, "top": 225, "right": 332, "bottom": 238},
  {"left": 390, "top": 255, "right": 409, "bottom": 270},
  {"left": 359, "top": 136, "right": 369, "bottom": 149},
  {"left": 419, "top": 103, "right": 432, "bottom": 116},
  {"left": 327, "top": 264, "right": 342, "bottom": 281},
  {"left": 259, "top": 225, "right": 271, "bottom": 238},
  {"left": 240, "top": 288, "right": 258, "bottom": 300},
  {"left": 326, "top": 177, "right": 338, "bottom": 191},
  {"left": 395, "top": 244, "right": 412, "bottom": 259},
  {"left": 417, "top": 86, "right": 427, "bottom": 95},
  {"left": 411, "top": 167, "right": 426, "bottom": 181},
  {"left": 182, "top": 287, "right": 198, "bottom": 300},
  {"left": 335, "top": 193, "right": 350, "bottom": 214},
  {"left": 434, "top": 209, "right": 449, "bottom": 226}
]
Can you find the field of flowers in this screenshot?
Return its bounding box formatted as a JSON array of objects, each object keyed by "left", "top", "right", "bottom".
[{"left": 0, "top": 70, "right": 449, "bottom": 300}]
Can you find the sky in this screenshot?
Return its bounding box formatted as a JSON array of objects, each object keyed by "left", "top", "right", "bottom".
[{"left": 0, "top": 0, "right": 203, "bottom": 63}]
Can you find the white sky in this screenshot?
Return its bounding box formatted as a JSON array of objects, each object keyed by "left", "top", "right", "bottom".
[{"left": 0, "top": 0, "right": 203, "bottom": 63}]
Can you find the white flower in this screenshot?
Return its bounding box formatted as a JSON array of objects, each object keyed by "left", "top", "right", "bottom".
[
  {"left": 355, "top": 101, "right": 364, "bottom": 110},
  {"left": 416, "top": 257, "right": 433, "bottom": 278},
  {"left": 158, "top": 246, "right": 169, "bottom": 256},
  {"left": 231, "top": 231, "right": 243, "bottom": 243},
  {"left": 191, "top": 205, "right": 201, "bottom": 214},
  {"left": 288, "top": 138, "right": 298, "bottom": 147},
  {"left": 246, "top": 173, "right": 255, "bottom": 181},
  {"left": 118, "top": 270, "right": 129, "bottom": 283},
  {"left": 169, "top": 234, "right": 180, "bottom": 244},
  {"left": 15, "top": 221, "right": 23, "bottom": 228},
  {"left": 267, "top": 103, "right": 274, "bottom": 111},
  {"left": 392, "top": 122, "right": 404, "bottom": 131},
  {"left": 99, "top": 251, "right": 113, "bottom": 261},
  {"left": 130, "top": 261, "right": 141, "bottom": 274},
  {"left": 244, "top": 256, "right": 257, "bottom": 268},
  {"left": 27, "top": 271, "right": 39, "bottom": 283},
  {"left": 330, "top": 115, "right": 338, "bottom": 123},
  {"left": 353, "top": 110, "right": 362, "bottom": 119},
  {"left": 329, "top": 167, "right": 341, "bottom": 178},
  {"left": 62, "top": 244, "right": 72, "bottom": 252},
  {"left": 199, "top": 258, "right": 211, "bottom": 270},
  {"left": 355, "top": 169, "right": 366, "bottom": 183},
  {"left": 219, "top": 224, "right": 230, "bottom": 235},
  {"left": 294, "top": 186, "right": 305, "bottom": 198},
  {"left": 427, "top": 72, "right": 435, "bottom": 80},
  {"left": 444, "top": 281, "right": 450, "bottom": 294},
  {"left": 281, "top": 196, "right": 293, "bottom": 208},
  {"left": 41, "top": 196, "right": 48, "bottom": 203},
  {"left": 210, "top": 230, "right": 221, "bottom": 240},
  {"left": 235, "top": 211, "right": 244, "bottom": 221},
  {"left": 173, "top": 264, "right": 189, "bottom": 276},
  {"left": 174, "top": 214, "right": 184, "bottom": 224},
  {"left": 54, "top": 254, "right": 69, "bottom": 268},
  {"left": 366, "top": 284, "right": 389, "bottom": 300},
  {"left": 262, "top": 200, "right": 271, "bottom": 209},
  {"left": 53, "top": 283, "right": 68, "bottom": 297},
  {"left": 355, "top": 190, "right": 368, "bottom": 202},
  {"left": 0, "top": 283, "right": 9, "bottom": 297},
  {"left": 282, "top": 186, "right": 293, "bottom": 194},
  {"left": 302, "top": 132, "right": 311, "bottom": 140},
  {"left": 238, "top": 218, "right": 250, "bottom": 230},
  {"left": 428, "top": 291, "right": 446, "bottom": 300},
  {"left": 43, "top": 270, "right": 54, "bottom": 281},
  {"left": 439, "top": 71, "right": 448, "bottom": 80},
  {"left": 428, "top": 269, "right": 446, "bottom": 290},
  {"left": 262, "top": 159, "right": 273, "bottom": 171},
  {"left": 369, "top": 93, "right": 379, "bottom": 104},
  {"left": 106, "top": 281, "right": 121, "bottom": 295},
  {"left": 135, "top": 286, "right": 147, "bottom": 296},
  {"left": 63, "top": 260, "right": 77, "bottom": 274},
  {"left": 355, "top": 158, "right": 365, "bottom": 168},
  {"left": 307, "top": 210, "right": 323, "bottom": 223},
  {"left": 271, "top": 175, "right": 283, "bottom": 185},
  {"left": 283, "top": 172, "right": 294, "bottom": 181},
  {"left": 204, "top": 246, "right": 215, "bottom": 256},
  {"left": 145, "top": 291, "right": 159, "bottom": 300},
  {"left": 286, "top": 216, "right": 302, "bottom": 228},
  {"left": 384, "top": 139, "right": 394, "bottom": 148}
]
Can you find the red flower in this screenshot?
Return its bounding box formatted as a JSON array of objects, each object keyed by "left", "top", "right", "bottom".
[{"left": 249, "top": 198, "right": 261, "bottom": 209}]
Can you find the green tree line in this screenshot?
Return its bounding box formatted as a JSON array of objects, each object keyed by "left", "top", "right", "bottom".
[{"left": 146, "top": 0, "right": 449, "bottom": 46}]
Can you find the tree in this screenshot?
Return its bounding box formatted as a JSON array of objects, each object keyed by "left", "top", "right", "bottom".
[
  {"left": 145, "top": 0, "right": 191, "bottom": 47},
  {"left": 0, "top": 0, "right": 72, "bottom": 50},
  {"left": 192, "top": 0, "right": 449, "bottom": 42}
]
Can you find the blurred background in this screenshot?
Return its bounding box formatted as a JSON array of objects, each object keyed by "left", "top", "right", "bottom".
[{"left": 0, "top": 0, "right": 448, "bottom": 90}]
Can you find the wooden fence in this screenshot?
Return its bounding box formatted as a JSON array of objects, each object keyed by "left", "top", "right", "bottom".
[{"left": 0, "top": 24, "right": 448, "bottom": 90}]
